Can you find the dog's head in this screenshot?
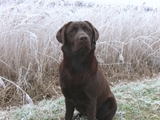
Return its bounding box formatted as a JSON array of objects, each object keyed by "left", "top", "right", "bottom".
[{"left": 56, "top": 21, "right": 99, "bottom": 54}]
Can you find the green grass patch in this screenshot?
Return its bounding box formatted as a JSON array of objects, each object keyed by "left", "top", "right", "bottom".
[
  {"left": 12, "top": 97, "right": 65, "bottom": 120},
  {"left": 113, "top": 79, "right": 160, "bottom": 120},
  {"left": 3, "top": 78, "right": 159, "bottom": 120}
]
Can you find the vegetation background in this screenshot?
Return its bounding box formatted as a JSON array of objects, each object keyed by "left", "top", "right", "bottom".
[{"left": 0, "top": 0, "right": 160, "bottom": 119}]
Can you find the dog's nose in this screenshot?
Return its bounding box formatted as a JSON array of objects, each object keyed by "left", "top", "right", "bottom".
[{"left": 79, "top": 35, "right": 88, "bottom": 41}]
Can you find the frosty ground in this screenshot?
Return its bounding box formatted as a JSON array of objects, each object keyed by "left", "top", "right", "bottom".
[{"left": 0, "top": 77, "right": 159, "bottom": 120}]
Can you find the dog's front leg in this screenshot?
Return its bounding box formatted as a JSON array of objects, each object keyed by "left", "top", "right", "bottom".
[
  {"left": 87, "top": 100, "right": 96, "bottom": 120},
  {"left": 65, "top": 99, "right": 75, "bottom": 120}
]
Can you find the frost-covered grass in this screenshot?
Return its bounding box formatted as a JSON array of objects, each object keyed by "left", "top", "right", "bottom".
[
  {"left": 113, "top": 79, "right": 160, "bottom": 120},
  {"left": 1, "top": 0, "right": 160, "bottom": 107},
  {"left": 1, "top": 78, "right": 159, "bottom": 120},
  {"left": 13, "top": 97, "right": 65, "bottom": 120}
]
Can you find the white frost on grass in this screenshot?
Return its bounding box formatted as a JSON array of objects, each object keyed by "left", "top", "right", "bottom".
[
  {"left": 0, "top": 78, "right": 6, "bottom": 89},
  {"left": 5, "top": 78, "right": 159, "bottom": 120},
  {"left": 112, "top": 78, "right": 160, "bottom": 119}
]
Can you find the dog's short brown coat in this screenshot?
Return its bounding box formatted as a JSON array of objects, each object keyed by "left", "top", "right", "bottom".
[{"left": 56, "top": 21, "right": 117, "bottom": 120}]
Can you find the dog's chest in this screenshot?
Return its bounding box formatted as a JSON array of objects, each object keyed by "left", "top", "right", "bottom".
[
  {"left": 63, "top": 87, "right": 88, "bottom": 100},
  {"left": 60, "top": 73, "right": 97, "bottom": 106},
  {"left": 60, "top": 69, "right": 93, "bottom": 86},
  {"left": 60, "top": 73, "right": 90, "bottom": 101}
]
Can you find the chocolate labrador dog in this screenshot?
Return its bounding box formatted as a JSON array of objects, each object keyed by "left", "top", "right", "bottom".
[{"left": 56, "top": 21, "right": 117, "bottom": 120}]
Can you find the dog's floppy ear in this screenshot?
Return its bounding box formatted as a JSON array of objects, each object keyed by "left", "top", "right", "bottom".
[
  {"left": 85, "top": 21, "right": 99, "bottom": 44},
  {"left": 56, "top": 24, "right": 67, "bottom": 44},
  {"left": 56, "top": 22, "right": 72, "bottom": 44}
]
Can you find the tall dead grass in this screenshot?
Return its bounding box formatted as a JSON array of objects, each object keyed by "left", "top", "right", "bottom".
[{"left": 0, "top": 0, "right": 160, "bottom": 107}]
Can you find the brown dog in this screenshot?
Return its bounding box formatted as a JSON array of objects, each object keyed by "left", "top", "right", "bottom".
[{"left": 56, "top": 21, "right": 117, "bottom": 120}]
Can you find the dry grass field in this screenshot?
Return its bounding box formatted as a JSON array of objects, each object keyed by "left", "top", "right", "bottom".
[{"left": 0, "top": 0, "right": 160, "bottom": 115}]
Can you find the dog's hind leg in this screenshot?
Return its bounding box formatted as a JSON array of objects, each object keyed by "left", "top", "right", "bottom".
[{"left": 96, "top": 97, "right": 117, "bottom": 120}]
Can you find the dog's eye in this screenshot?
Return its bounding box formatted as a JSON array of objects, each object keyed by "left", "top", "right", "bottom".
[
  {"left": 84, "top": 27, "right": 91, "bottom": 33},
  {"left": 69, "top": 29, "right": 76, "bottom": 34}
]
